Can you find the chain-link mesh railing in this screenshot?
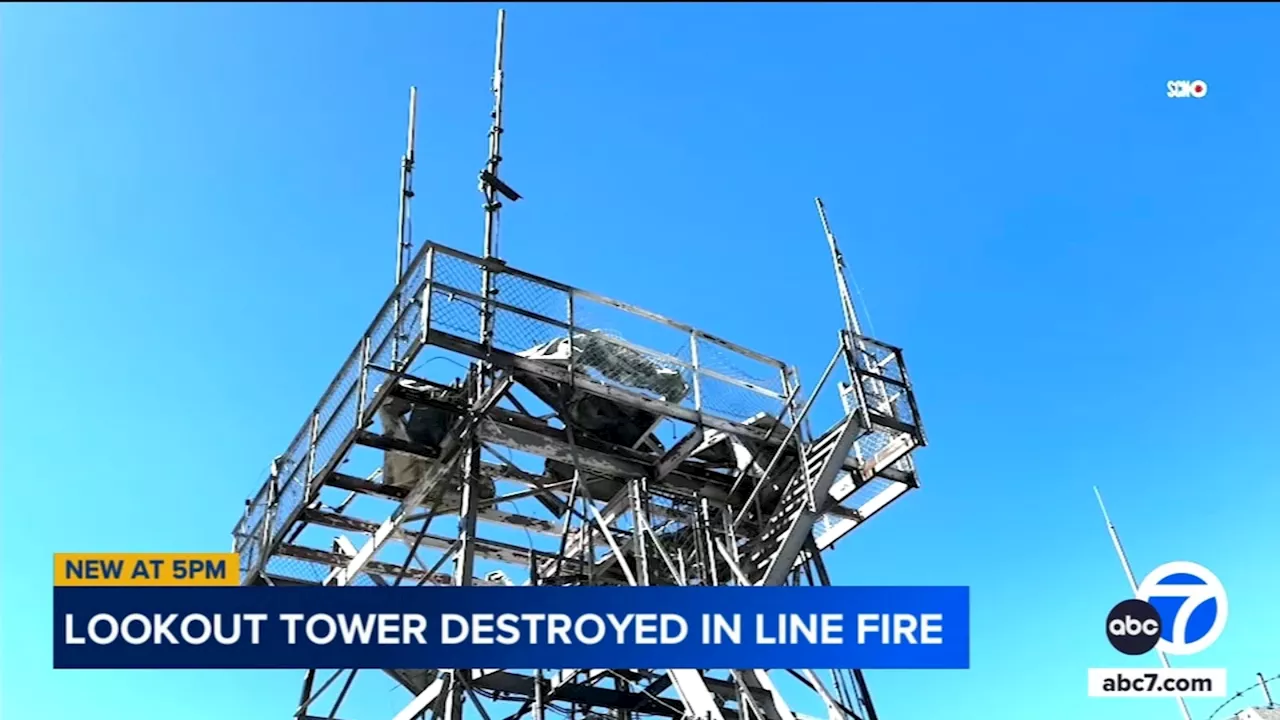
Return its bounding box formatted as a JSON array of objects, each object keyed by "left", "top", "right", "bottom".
[
  {"left": 741, "top": 331, "right": 925, "bottom": 565},
  {"left": 844, "top": 334, "right": 923, "bottom": 477},
  {"left": 233, "top": 241, "right": 849, "bottom": 587},
  {"left": 232, "top": 246, "right": 434, "bottom": 584},
  {"left": 423, "top": 244, "right": 792, "bottom": 430},
  {"left": 850, "top": 335, "right": 919, "bottom": 431}
]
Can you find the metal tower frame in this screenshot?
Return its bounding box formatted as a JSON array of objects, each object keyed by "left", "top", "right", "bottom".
[{"left": 231, "top": 11, "right": 927, "bottom": 720}]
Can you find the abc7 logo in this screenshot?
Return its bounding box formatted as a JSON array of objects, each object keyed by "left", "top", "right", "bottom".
[
  {"left": 1106, "top": 599, "right": 1163, "bottom": 655},
  {"left": 1105, "top": 561, "right": 1229, "bottom": 656}
]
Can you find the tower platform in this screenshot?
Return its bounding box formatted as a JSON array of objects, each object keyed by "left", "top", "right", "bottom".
[{"left": 232, "top": 240, "right": 926, "bottom": 720}]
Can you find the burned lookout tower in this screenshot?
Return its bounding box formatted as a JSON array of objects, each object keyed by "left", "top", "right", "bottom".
[{"left": 232, "top": 10, "right": 927, "bottom": 720}]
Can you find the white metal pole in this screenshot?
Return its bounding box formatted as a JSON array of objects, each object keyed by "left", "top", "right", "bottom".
[{"left": 1093, "top": 487, "right": 1193, "bottom": 720}]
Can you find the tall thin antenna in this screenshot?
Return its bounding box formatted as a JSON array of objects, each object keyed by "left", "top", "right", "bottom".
[
  {"left": 478, "top": 8, "right": 521, "bottom": 349},
  {"left": 814, "top": 197, "right": 862, "bottom": 338},
  {"left": 396, "top": 86, "right": 418, "bottom": 284},
  {"left": 458, "top": 5, "right": 521, "bottom": 596},
  {"left": 814, "top": 196, "right": 878, "bottom": 415},
  {"left": 1093, "top": 487, "right": 1193, "bottom": 720},
  {"left": 482, "top": 10, "right": 506, "bottom": 265},
  {"left": 392, "top": 86, "right": 418, "bottom": 366},
  {"left": 1093, "top": 486, "right": 1141, "bottom": 595}
]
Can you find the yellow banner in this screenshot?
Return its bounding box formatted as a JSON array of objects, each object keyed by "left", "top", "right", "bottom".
[{"left": 54, "top": 553, "right": 240, "bottom": 587}]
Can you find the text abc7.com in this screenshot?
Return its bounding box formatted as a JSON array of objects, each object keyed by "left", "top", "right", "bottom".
[{"left": 1088, "top": 561, "right": 1229, "bottom": 698}]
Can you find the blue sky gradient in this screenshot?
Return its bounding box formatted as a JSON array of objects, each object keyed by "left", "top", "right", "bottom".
[{"left": 3, "top": 3, "right": 1278, "bottom": 719}]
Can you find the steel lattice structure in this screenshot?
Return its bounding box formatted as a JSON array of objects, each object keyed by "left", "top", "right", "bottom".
[{"left": 230, "top": 11, "right": 926, "bottom": 720}]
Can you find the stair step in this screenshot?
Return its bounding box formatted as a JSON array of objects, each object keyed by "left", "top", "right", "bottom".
[
  {"left": 740, "top": 420, "right": 869, "bottom": 585},
  {"left": 782, "top": 483, "right": 808, "bottom": 500},
  {"left": 755, "top": 548, "right": 782, "bottom": 569},
  {"left": 810, "top": 428, "right": 845, "bottom": 453},
  {"left": 786, "top": 475, "right": 815, "bottom": 496},
  {"left": 759, "top": 516, "right": 803, "bottom": 543},
  {"left": 779, "top": 499, "right": 806, "bottom": 516},
  {"left": 763, "top": 521, "right": 793, "bottom": 536},
  {"left": 783, "top": 488, "right": 810, "bottom": 506},
  {"left": 804, "top": 455, "right": 831, "bottom": 475},
  {"left": 789, "top": 470, "right": 817, "bottom": 487},
  {"left": 808, "top": 430, "right": 851, "bottom": 458},
  {"left": 760, "top": 526, "right": 791, "bottom": 542}
]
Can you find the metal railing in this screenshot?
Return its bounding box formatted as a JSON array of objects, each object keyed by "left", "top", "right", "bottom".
[{"left": 232, "top": 241, "right": 806, "bottom": 585}]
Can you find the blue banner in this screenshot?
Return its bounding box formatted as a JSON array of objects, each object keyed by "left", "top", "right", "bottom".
[{"left": 54, "top": 586, "right": 969, "bottom": 669}]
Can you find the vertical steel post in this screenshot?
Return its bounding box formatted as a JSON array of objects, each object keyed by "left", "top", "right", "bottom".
[
  {"left": 456, "top": 7, "right": 508, "bottom": 599},
  {"left": 479, "top": 8, "right": 507, "bottom": 351},
  {"left": 421, "top": 247, "right": 435, "bottom": 344},
  {"left": 631, "top": 479, "right": 651, "bottom": 585},
  {"left": 357, "top": 337, "right": 372, "bottom": 426},
  {"left": 810, "top": 549, "right": 880, "bottom": 720},
  {"left": 393, "top": 87, "right": 419, "bottom": 368},
  {"left": 305, "top": 412, "right": 319, "bottom": 501},
  {"left": 689, "top": 331, "right": 703, "bottom": 413}
]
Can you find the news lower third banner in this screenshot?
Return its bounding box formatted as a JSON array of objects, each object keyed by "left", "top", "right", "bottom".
[{"left": 53, "top": 554, "right": 970, "bottom": 670}]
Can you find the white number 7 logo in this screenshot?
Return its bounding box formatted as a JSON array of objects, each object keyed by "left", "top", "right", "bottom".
[{"left": 1137, "top": 561, "right": 1228, "bottom": 655}]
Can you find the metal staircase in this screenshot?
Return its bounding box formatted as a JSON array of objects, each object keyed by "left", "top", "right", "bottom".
[
  {"left": 731, "top": 197, "right": 928, "bottom": 590},
  {"left": 744, "top": 415, "right": 861, "bottom": 585},
  {"left": 737, "top": 331, "right": 924, "bottom": 589}
]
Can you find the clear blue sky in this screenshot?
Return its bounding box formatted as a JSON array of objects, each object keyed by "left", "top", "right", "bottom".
[{"left": 2, "top": 3, "right": 1277, "bottom": 719}]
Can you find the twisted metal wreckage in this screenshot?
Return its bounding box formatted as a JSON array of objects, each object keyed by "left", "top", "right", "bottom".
[{"left": 231, "top": 10, "right": 927, "bottom": 720}]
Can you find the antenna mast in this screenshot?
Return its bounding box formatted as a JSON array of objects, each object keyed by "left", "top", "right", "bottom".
[
  {"left": 477, "top": 8, "right": 521, "bottom": 351},
  {"left": 457, "top": 4, "right": 522, "bottom": 592},
  {"left": 1093, "top": 487, "right": 1193, "bottom": 720},
  {"left": 392, "top": 86, "right": 418, "bottom": 366},
  {"left": 396, "top": 86, "right": 418, "bottom": 284},
  {"left": 482, "top": 10, "right": 507, "bottom": 266},
  {"left": 814, "top": 197, "right": 880, "bottom": 417},
  {"left": 815, "top": 197, "right": 863, "bottom": 337},
  {"left": 1093, "top": 486, "right": 1141, "bottom": 595}
]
